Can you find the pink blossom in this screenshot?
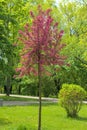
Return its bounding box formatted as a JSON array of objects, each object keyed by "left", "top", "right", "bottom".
[{"left": 16, "top": 7, "right": 67, "bottom": 77}]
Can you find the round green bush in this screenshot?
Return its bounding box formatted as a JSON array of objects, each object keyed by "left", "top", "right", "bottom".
[{"left": 58, "top": 84, "right": 86, "bottom": 117}]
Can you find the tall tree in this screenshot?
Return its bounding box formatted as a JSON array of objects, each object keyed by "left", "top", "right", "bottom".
[
  {"left": 0, "top": 0, "right": 18, "bottom": 95},
  {"left": 16, "top": 6, "right": 66, "bottom": 130},
  {"left": 54, "top": 0, "right": 87, "bottom": 88}
]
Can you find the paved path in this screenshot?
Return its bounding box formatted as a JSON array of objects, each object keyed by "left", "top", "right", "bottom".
[
  {"left": 0, "top": 94, "right": 58, "bottom": 106},
  {"left": 2, "top": 100, "right": 57, "bottom": 106},
  {"left": 10, "top": 94, "right": 58, "bottom": 101},
  {"left": 0, "top": 94, "right": 87, "bottom": 106}
]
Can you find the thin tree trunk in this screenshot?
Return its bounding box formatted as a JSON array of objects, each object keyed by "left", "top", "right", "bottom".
[
  {"left": 37, "top": 41, "right": 42, "bottom": 130},
  {"left": 5, "top": 76, "right": 11, "bottom": 96},
  {"left": 38, "top": 71, "right": 42, "bottom": 130},
  {"left": 18, "top": 86, "right": 21, "bottom": 94}
]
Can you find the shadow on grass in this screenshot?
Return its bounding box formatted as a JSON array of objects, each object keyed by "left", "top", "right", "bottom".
[
  {"left": 75, "top": 116, "right": 87, "bottom": 122},
  {"left": 42, "top": 102, "right": 58, "bottom": 106},
  {"left": 0, "top": 118, "right": 12, "bottom": 125},
  {"left": 25, "top": 102, "right": 58, "bottom": 107}
]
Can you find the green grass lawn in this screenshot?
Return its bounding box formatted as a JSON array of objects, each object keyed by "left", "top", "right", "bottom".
[{"left": 0, "top": 104, "right": 87, "bottom": 130}]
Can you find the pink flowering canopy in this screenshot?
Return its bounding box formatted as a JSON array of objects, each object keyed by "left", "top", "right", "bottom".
[{"left": 16, "top": 6, "right": 66, "bottom": 77}]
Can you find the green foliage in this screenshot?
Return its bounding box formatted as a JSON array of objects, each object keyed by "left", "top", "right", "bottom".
[
  {"left": 0, "top": 0, "right": 18, "bottom": 94},
  {"left": 58, "top": 84, "right": 86, "bottom": 117},
  {"left": 55, "top": 1, "right": 87, "bottom": 90},
  {"left": 42, "top": 76, "right": 55, "bottom": 97},
  {"left": 21, "top": 83, "right": 38, "bottom": 96}
]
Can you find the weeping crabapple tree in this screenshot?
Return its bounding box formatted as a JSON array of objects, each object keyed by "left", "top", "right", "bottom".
[{"left": 16, "top": 6, "right": 66, "bottom": 130}]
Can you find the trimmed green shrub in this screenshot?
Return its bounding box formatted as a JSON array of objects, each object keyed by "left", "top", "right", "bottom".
[{"left": 58, "top": 84, "right": 86, "bottom": 117}]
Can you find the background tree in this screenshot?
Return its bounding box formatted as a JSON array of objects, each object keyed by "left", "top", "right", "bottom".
[
  {"left": 0, "top": 1, "right": 17, "bottom": 95},
  {"left": 54, "top": 0, "right": 87, "bottom": 90}
]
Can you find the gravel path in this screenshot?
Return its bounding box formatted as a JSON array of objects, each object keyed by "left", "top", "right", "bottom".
[
  {"left": 2, "top": 100, "right": 57, "bottom": 106},
  {"left": 0, "top": 94, "right": 58, "bottom": 106},
  {"left": 3, "top": 101, "right": 39, "bottom": 106},
  {"left": 0, "top": 94, "right": 87, "bottom": 106}
]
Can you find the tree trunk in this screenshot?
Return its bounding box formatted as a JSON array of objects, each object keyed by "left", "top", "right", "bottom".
[
  {"left": 54, "top": 78, "right": 61, "bottom": 95},
  {"left": 4, "top": 86, "right": 10, "bottom": 96},
  {"left": 4, "top": 85, "right": 12, "bottom": 96},
  {"left": 38, "top": 73, "right": 42, "bottom": 130},
  {"left": 5, "top": 76, "right": 11, "bottom": 96},
  {"left": 18, "top": 86, "right": 21, "bottom": 94},
  {"left": 38, "top": 44, "right": 42, "bottom": 130}
]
